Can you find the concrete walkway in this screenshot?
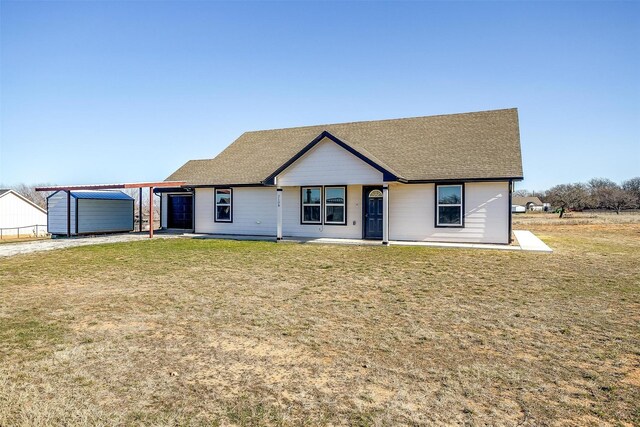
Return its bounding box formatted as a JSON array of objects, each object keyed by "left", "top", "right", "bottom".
[
  {"left": 0, "top": 233, "right": 176, "bottom": 258},
  {"left": 512, "top": 230, "right": 553, "bottom": 253},
  {"left": 184, "top": 232, "right": 553, "bottom": 253}
]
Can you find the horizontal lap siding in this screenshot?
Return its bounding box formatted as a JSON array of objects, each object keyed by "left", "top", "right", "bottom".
[
  {"left": 276, "top": 138, "right": 383, "bottom": 186},
  {"left": 195, "top": 187, "right": 276, "bottom": 235},
  {"left": 47, "top": 191, "right": 76, "bottom": 235},
  {"left": 161, "top": 194, "right": 168, "bottom": 229},
  {"left": 0, "top": 194, "right": 47, "bottom": 235},
  {"left": 282, "top": 185, "right": 363, "bottom": 239},
  {"left": 77, "top": 199, "right": 133, "bottom": 233},
  {"left": 389, "top": 182, "right": 509, "bottom": 244}
]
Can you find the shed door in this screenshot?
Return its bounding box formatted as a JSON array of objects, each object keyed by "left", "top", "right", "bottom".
[{"left": 167, "top": 195, "right": 193, "bottom": 229}]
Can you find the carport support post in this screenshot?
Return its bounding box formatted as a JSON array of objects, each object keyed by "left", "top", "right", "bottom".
[
  {"left": 382, "top": 184, "right": 389, "bottom": 245},
  {"left": 66, "top": 190, "right": 71, "bottom": 237},
  {"left": 149, "top": 187, "right": 154, "bottom": 238},
  {"left": 139, "top": 187, "right": 143, "bottom": 232},
  {"left": 276, "top": 187, "right": 283, "bottom": 240}
]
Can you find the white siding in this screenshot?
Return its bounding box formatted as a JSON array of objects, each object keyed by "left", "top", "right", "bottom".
[
  {"left": 194, "top": 187, "right": 277, "bottom": 235},
  {"left": 47, "top": 191, "right": 77, "bottom": 235},
  {"left": 76, "top": 199, "right": 133, "bottom": 234},
  {"left": 389, "top": 182, "right": 510, "bottom": 244},
  {"left": 161, "top": 193, "right": 168, "bottom": 229},
  {"left": 276, "top": 138, "right": 384, "bottom": 186},
  {"left": 282, "top": 186, "right": 364, "bottom": 239},
  {"left": 191, "top": 182, "right": 510, "bottom": 244},
  {"left": 0, "top": 192, "right": 48, "bottom": 236}
]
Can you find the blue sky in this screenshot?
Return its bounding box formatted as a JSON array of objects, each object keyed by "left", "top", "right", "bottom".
[{"left": 1, "top": 1, "right": 638, "bottom": 191}]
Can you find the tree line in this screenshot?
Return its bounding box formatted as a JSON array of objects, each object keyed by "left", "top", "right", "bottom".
[{"left": 515, "top": 177, "right": 640, "bottom": 214}]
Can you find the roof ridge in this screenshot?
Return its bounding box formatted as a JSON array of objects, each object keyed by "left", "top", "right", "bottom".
[{"left": 243, "top": 108, "right": 518, "bottom": 134}]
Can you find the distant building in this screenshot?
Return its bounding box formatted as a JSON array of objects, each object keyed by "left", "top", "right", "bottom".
[
  {"left": 512, "top": 196, "right": 550, "bottom": 212},
  {"left": 0, "top": 189, "right": 48, "bottom": 237}
]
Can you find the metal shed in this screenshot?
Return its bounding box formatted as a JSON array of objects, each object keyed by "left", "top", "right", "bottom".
[{"left": 47, "top": 190, "right": 134, "bottom": 236}]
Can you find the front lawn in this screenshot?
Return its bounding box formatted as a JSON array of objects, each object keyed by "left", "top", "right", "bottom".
[{"left": 0, "top": 220, "right": 638, "bottom": 425}]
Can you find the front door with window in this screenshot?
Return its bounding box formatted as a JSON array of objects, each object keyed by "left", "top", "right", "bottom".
[
  {"left": 167, "top": 195, "right": 193, "bottom": 229},
  {"left": 363, "top": 187, "right": 383, "bottom": 239}
]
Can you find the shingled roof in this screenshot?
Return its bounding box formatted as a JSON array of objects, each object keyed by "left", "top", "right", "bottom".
[
  {"left": 513, "top": 196, "right": 544, "bottom": 206},
  {"left": 166, "top": 108, "right": 523, "bottom": 186}
]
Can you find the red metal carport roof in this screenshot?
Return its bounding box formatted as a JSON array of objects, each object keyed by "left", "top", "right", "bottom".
[{"left": 36, "top": 181, "right": 186, "bottom": 238}]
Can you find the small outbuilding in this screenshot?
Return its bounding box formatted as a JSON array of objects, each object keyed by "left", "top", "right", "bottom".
[
  {"left": 0, "top": 189, "right": 48, "bottom": 238},
  {"left": 47, "top": 190, "right": 134, "bottom": 236},
  {"left": 512, "top": 196, "right": 550, "bottom": 212}
]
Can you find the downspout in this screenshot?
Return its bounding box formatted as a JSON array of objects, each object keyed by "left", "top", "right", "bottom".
[
  {"left": 75, "top": 197, "right": 79, "bottom": 235},
  {"left": 508, "top": 179, "right": 513, "bottom": 244}
]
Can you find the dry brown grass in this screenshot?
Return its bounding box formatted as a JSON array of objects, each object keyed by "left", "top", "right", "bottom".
[
  {"left": 0, "top": 216, "right": 639, "bottom": 426},
  {"left": 0, "top": 236, "right": 49, "bottom": 244}
]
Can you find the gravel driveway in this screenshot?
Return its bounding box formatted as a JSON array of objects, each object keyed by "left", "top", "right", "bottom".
[{"left": 0, "top": 233, "right": 177, "bottom": 258}]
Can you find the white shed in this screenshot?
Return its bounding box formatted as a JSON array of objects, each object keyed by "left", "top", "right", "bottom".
[
  {"left": 47, "top": 190, "right": 134, "bottom": 236},
  {"left": 0, "top": 189, "right": 48, "bottom": 238}
]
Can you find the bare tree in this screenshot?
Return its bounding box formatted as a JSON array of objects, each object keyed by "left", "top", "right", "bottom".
[
  {"left": 588, "top": 178, "right": 635, "bottom": 214},
  {"left": 545, "top": 183, "right": 590, "bottom": 216},
  {"left": 513, "top": 189, "right": 531, "bottom": 197},
  {"left": 10, "top": 183, "right": 55, "bottom": 209},
  {"left": 123, "top": 188, "right": 161, "bottom": 230},
  {"left": 622, "top": 177, "right": 640, "bottom": 208},
  {"left": 605, "top": 186, "right": 635, "bottom": 214},
  {"left": 588, "top": 178, "right": 618, "bottom": 209}
]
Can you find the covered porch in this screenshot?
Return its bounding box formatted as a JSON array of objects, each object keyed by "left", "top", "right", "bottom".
[{"left": 274, "top": 183, "right": 391, "bottom": 244}]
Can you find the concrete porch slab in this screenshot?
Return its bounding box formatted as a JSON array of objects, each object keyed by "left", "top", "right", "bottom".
[
  {"left": 181, "top": 233, "right": 276, "bottom": 242},
  {"left": 512, "top": 230, "right": 553, "bottom": 253},
  {"left": 180, "top": 231, "right": 552, "bottom": 253}
]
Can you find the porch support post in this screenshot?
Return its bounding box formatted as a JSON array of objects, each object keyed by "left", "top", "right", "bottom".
[
  {"left": 149, "top": 187, "right": 154, "bottom": 238},
  {"left": 66, "top": 190, "right": 71, "bottom": 237},
  {"left": 382, "top": 184, "right": 389, "bottom": 245},
  {"left": 139, "top": 187, "right": 143, "bottom": 232},
  {"left": 276, "top": 187, "right": 283, "bottom": 240}
]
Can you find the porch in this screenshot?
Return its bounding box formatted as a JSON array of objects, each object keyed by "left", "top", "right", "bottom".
[{"left": 174, "top": 231, "right": 552, "bottom": 252}]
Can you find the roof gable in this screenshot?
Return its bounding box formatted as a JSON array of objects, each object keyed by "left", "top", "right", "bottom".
[
  {"left": 274, "top": 134, "right": 387, "bottom": 186},
  {"left": 166, "top": 108, "right": 523, "bottom": 186},
  {"left": 0, "top": 189, "right": 47, "bottom": 213},
  {"left": 266, "top": 131, "right": 399, "bottom": 184}
]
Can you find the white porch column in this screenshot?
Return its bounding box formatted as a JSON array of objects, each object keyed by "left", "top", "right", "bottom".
[
  {"left": 382, "top": 184, "right": 389, "bottom": 245},
  {"left": 276, "top": 187, "right": 283, "bottom": 240}
]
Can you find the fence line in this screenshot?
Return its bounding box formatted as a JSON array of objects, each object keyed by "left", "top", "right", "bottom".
[{"left": 0, "top": 224, "right": 48, "bottom": 239}]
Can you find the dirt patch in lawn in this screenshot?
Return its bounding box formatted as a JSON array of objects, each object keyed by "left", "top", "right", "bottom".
[{"left": 0, "top": 221, "right": 638, "bottom": 426}]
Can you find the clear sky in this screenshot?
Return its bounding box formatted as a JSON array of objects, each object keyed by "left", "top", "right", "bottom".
[{"left": 1, "top": 1, "right": 638, "bottom": 192}]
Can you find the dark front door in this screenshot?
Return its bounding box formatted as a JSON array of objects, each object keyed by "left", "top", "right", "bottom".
[
  {"left": 363, "top": 187, "right": 383, "bottom": 239},
  {"left": 168, "top": 195, "right": 193, "bottom": 229}
]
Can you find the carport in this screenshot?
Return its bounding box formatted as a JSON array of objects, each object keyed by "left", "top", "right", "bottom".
[{"left": 36, "top": 181, "right": 185, "bottom": 238}]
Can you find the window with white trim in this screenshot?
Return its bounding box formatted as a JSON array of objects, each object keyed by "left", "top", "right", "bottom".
[
  {"left": 301, "top": 187, "right": 322, "bottom": 224},
  {"left": 215, "top": 188, "right": 232, "bottom": 222},
  {"left": 324, "top": 186, "right": 346, "bottom": 225},
  {"left": 436, "top": 184, "right": 463, "bottom": 227}
]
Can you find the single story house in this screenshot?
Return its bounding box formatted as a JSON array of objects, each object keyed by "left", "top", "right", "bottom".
[
  {"left": 159, "top": 108, "right": 523, "bottom": 245},
  {"left": 512, "top": 196, "right": 550, "bottom": 212},
  {"left": 0, "top": 189, "right": 48, "bottom": 237}
]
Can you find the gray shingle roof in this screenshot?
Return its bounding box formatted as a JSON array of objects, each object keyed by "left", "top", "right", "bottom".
[
  {"left": 166, "top": 108, "right": 523, "bottom": 186},
  {"left": 513, "top": 196, "right": 543, "bottom": 206}
]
